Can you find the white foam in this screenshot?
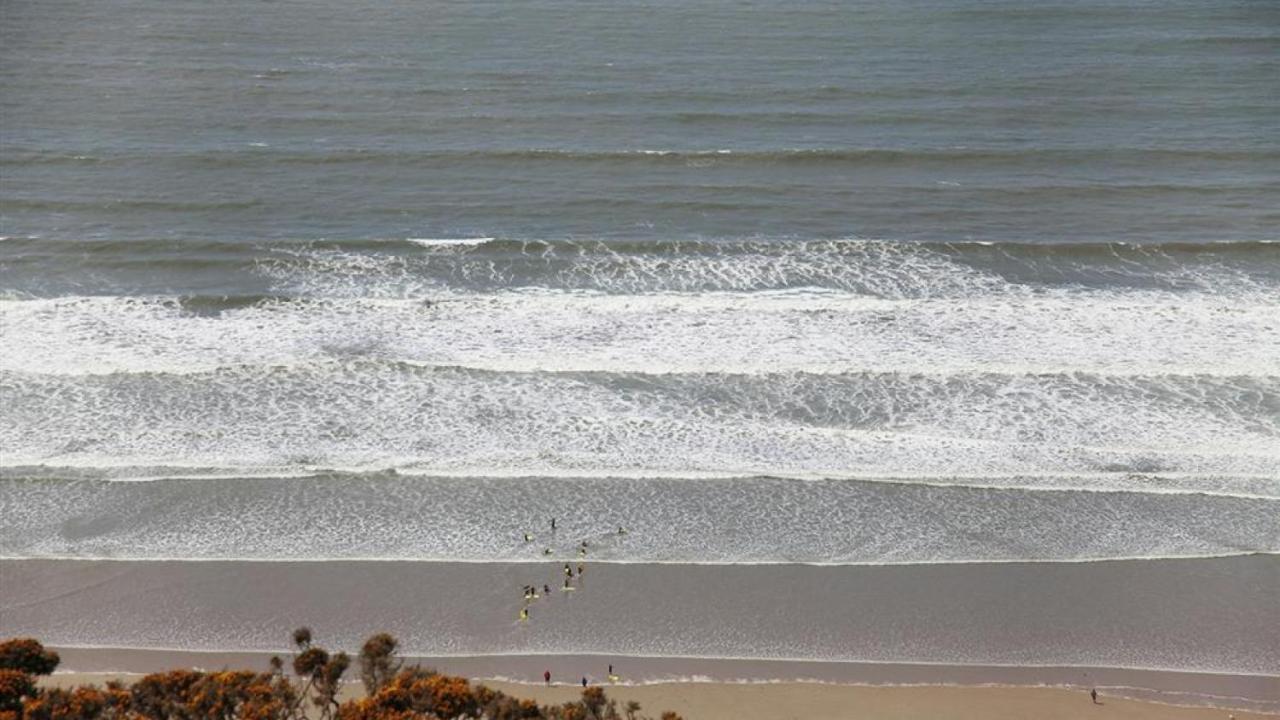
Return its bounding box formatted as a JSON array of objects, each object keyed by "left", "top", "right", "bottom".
[
  {"left": 254, "top": 237, "right": 1280, "bottom": 301},
  {"left": 1, "top": 363, "right": 1276, "bottom": 487},
  {"left": 406, "top": 237, "right": 496, "bottom": 247},
  {"left": 2, "top": 291, "right": 1278, "bottom": 377},
  {"left": 3, "top": 471, "right": 1276, "bottom": 563},
  {"left": 255, "top": 239, "right": 1021, "bottom": 298}
]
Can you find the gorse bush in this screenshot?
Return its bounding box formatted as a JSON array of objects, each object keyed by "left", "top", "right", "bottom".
[
  {"left": 0, "top": 640, "right": 60, "bottom": 677},
  {"left": 357, "top": 634, "right": 401, "bottom": 697},
  {"left": 0, "top": 635, "right": 685, "bottom": 720}
]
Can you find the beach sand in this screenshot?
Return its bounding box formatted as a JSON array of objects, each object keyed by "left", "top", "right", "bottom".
[
  {"left": 6, "top": 557, "right": 1279, "bottom": 674},
  {"left": 40, "top": 673, "right": 1279, "bottom": 720},
  {"left": 8, "top": 557, "right": 1279, "bottom": 715}
]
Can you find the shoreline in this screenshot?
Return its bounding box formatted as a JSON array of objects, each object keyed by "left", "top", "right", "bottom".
[
  {"left": 42, "top": 646, "right": 1280, "bottom": 715},
  {"left": 38, "top": 671, "right": 1280, "bottom": 720},
  {"left": 6, "top": 557, "right": 1276, "bottom": 673},
  {"left": 8, "top": 556, "right": 1277, "bottom": 714}
]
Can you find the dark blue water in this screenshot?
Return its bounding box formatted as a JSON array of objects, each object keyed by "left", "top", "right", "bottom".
[{"left": 3, "top": 0, "right": 1278, "bottom": 247}]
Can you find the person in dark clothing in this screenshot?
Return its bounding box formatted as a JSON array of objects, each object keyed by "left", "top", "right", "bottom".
[
  {"left": 581, "top": 677, "right": 588, "bottom": 688},
  {"left": 543, "top": 670, "right": 551, "bottom": 685},
  {"left": 1090, "top": 688, "right": 1099, "bottom": 704}
]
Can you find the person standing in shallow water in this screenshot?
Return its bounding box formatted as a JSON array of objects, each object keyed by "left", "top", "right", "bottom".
[{"left": 543, "top": 670, "right": 551, "bottom": 685}]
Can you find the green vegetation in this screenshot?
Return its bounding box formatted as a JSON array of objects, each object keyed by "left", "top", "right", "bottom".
[{"left": 0, "top": 634, "right": 683, "bottom": 720}]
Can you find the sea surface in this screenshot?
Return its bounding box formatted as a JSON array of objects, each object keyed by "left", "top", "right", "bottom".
[{"left": 2, "top": 0, "right": 1279, "bottom": 680}]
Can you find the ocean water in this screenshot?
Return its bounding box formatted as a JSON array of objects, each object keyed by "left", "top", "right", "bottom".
[{"left": 2, "top": 0, "right": 1279, "bottom": 674}]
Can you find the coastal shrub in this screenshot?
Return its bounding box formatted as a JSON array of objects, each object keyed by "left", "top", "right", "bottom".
[
  {"left": 22, "top": 684, "right": 131, "bottom": 720},
  {"left": 2, "top": 633, "right": 682, "bottom": 720},
  {"left": 580, "top": 686, "right": 606, "bottom": 715},
  {"left": 358, "top": 633, "right": 402, "bottom": 695},
  {"left": 0, "top": 639, "right": 60, "bottom": 676},
  {"left": 344, "top": 670, "right": 479, "bottom": 719},
  {"left": 293, "top": 647, "right": 330, "bottom": 678},
  {"left": 0, "top": 669, "right": 36, "bottom": 712},
  {"left": 314, "top": 652, "right": 351, "bottom": 716},
  {"left": 131, "top": 669, "right": 203, "bottom": 718}
]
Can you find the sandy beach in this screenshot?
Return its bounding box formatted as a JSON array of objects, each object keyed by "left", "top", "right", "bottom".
[
  {"left": 6, "top": 557, "right": 1277, "bottom": 675},
  {"left": 40, "top": 672, "right": 1280, "bottom": 720},
  {"left": 7, "top": 556, "right": 1277, "bottom": 715}
]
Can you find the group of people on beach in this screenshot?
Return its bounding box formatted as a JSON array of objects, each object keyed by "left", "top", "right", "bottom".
[
  {"left": 541, "top": 664, "right": 619, "bottom": 689},
  {"left": 518, "top": 518, "right": 625, "bottom": 685},
  {"left": 519, "top": 518, "right": 627, "bottom": 618}
]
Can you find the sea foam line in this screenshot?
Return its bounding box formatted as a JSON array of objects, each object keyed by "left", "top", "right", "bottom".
[
  {"left": 4, "top": 291, "right": 1279, "bottom": 377},
  {"left": 405, "top": 237, "right": 496, "bottom": 247},
  {"left": 2, "top": 551, "right": 1275, "bottom": 567},
  {"left": 26, "top": 643, "right": 1280, "bottom": 681},
  {"left": 4, "top": 466, "right": 1279, "bottom": 500}
]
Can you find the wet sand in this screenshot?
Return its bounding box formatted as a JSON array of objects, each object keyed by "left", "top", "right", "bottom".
[
  {"left": 5, "top": 556, "right": 1278, "bottom": 713},
  {"left": 40, "top": 672, "right": 1280, "bottom": 720},
  {"left": 4, "top": 557, "right": 1277, "bottom": 671}
]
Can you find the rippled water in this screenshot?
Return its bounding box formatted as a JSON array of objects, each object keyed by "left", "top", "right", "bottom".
[{"left": 1, "top": 0, "right": 1278, "bottom": 669}]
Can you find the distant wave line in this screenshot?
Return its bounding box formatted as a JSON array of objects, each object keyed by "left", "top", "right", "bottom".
[
  {"left": 2, "top": 235, "right": 1277, "bottom": 253},
  {"left": 5, "top": 356, "right": 1279, "bottom": 380},
  {"left": 405, "top": 237, "right": 496, "bottom": 247},
  {"left": 5, "top": 467, "right": 1279, "bottom": 500},
  {"left": 6, "top": 146, "right": 1280, "bottom": 167},
  {"left": 3, "top": 551, "right": 1275, "bottom": 568}
]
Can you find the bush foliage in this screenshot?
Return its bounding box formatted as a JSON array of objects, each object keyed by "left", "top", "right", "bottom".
[{"left": 0, "top": 635, "right": 684, "bottom": 720}]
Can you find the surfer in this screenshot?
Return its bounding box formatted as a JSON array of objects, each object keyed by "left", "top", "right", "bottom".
[
  {"left": 564, "top": 563, "right": 572, "bottom": 577},
  {"left": 519, "top": 608, "right": 528, "bottom": 622},
  {"left": 551, "top": 518, "right": 556, "bottom": 531},
  {"left": 577, "top": 562, "right": 585, "bottom": 576},
  {"left": 523, "top": 532, "right": 533, "bottom": 543}
]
